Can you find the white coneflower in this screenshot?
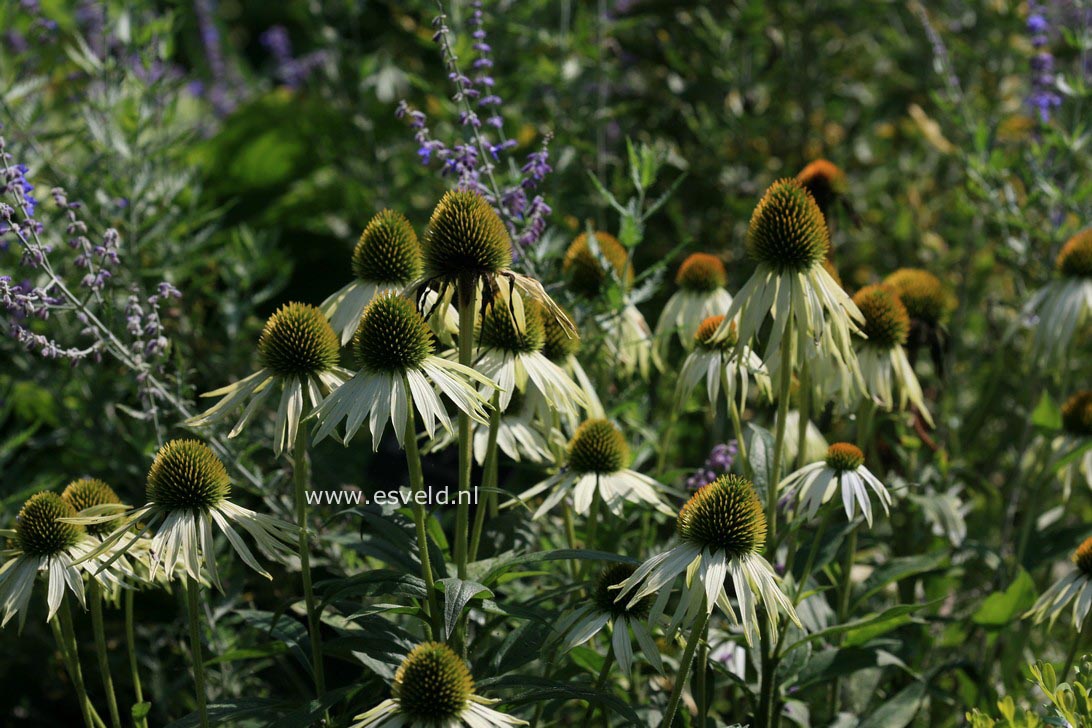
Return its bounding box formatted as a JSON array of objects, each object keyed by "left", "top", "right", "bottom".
[
  {"left": 476, "top": 301, "right": 588, "bottom": 419},
  {"left": 1024, "top": 229, "right": 1092, "bottom": 363},
  {"left": 187, "top": 302, "right": 351, "bottom": 456},
  {"left": 715, "top": 178, "right": 863, "bottom": 374},
  {"left": 311, "top": 293, "right": 495, "bottom": 448},
  {"left": 1025, "top": 535, "right": 1092, "bottom": 629},
  {"left": 509, "top": 419, "right": 674, "bottom": 519},
  {"left": 655, "top": 253, "right": 733, "bottom": 359},
  {"left": 1058, "top": 391, "right": 1092, "bottom": 494},
  {"left": 89, "top": 440, "right": 296, "bottom": 588},
  {"left": 555, "top": 563, "right": 663, "bottom": 675},
  {"left": 350, "top": 642, "right": 527, "bottom": 728},
  {"left": 852, "top": 284, "right": 934, "bottom": 426},
  {"left": 614, "top": 474, "right": 799, "bottom": 644},
  {"left": 539, "top": 303, "right": 604, "bottom": 422},
  {"left": 780, "top": 443, "right": 892, "bottom": 527},
  {"left": 322, "top": 209, "right": 424, "bottom": 344},
  {"left": 675, "top": 315, "right": 770, "bottom": 412},
  {"left": 563, "top": 230, "right": 658, "bottom": 378},
  {"left": 0, "top": 492, "right": 124, "bottom": 629}
]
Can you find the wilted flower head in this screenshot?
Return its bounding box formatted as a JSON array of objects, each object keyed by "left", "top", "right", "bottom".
[
  {"left": 562, "top": 230, "right": 631, "bottom": 297},
  {"left": 1026, "top": 535, "right": 1092, "bottom": 629},
  {"left": 655, "top": 253, "right": 734, "bottom": 356},
  {"left": 188, "top": 302, "right": 351, "bottom": 455},
  {"left": 350, "top": 641, "right": 526, "bottom": 727},
  {"left": 61, "top": 478, "right": 121, "bottom": 537},
  {"left": 883, "top": 268, "right": 950, "bottom": 326},
  {"left": 780, "top": 442, "right": 892, "bottom": 527},
  {"left": 1024, "top": 228, "right": 1092, "bottom": 363},
  {"left": 851, "top": 285, "right": 932, "bottom": 425},
  {"left": 509, "top": 418, "right": 673, "bottom": 518},
  {"left": 313, "top": 293, "right": 495, "bottom": 448},
  {"left": 795, "top": 159, "right": 847, "bottom": 217},
  {"left": 323, "top": 210, "right": 424, "bottom": 343},
  {"left": 614, "top": 474, "right": 798, "bottom": 643}
]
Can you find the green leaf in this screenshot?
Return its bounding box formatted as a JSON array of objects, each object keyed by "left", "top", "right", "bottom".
[
  {"left": 481, "top": 675, "right": 642, "bottom": 725},
  {"left": 1032, "top": 392, "right": 1062, "bottom": 431},
  {"left": 130, "top": 703, "right": 151, "bottom": 721},
  {"left": 747, "top": 424, "right": 777, "bottom": 500},
  {"left": 204, "top": 642, "right": 289, "bottom": 665},
  {"left": 476, "top": 549, "right": 636, "bottom": 586},
  {"left": 785, "top": 601, "right": 940, "bottom": 654},
  {"left": 853, "top": 551, "right": 949, "bottom": 610},
  {"left": 858, "top": 681, "right": 927, "bottom": 728},
  {"left": 437, "top": 578, "right": 494, "bottom": 639},
  {"left": 972, "top": 568, "right": 1036, "bottom": 628}
]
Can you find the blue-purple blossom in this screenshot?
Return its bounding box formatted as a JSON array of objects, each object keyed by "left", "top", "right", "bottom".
[
  {"left": 260, "top": 25, "right": 325, "bottom": 89},
  {"left": 686, "top": 441, "right": 738, "bottom": 489},
  {"left": 1027, "top": 0, "right": 1062, "bottom": 122}
]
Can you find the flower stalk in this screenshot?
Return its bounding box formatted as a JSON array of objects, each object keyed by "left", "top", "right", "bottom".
[
  {"left": 292, "top": 421, "right": 327, "bottom": 703},
  {"left": 661, "top": 600, "right": 709, "bottom": 728},
  {"left": 184, "top": 578, "right": 209, "bottom": 728},
  {"left": 125, "top": 590, "right": 149, "bottom": 728},
  {"left": 768, "top": 320, "right": 795, "bottom": 545},
  {"left": 90, "top": 581, "right": 122, "bottom": 728},
  {"left": 470, "top": 390, "right": 503, "bottom": 562}
]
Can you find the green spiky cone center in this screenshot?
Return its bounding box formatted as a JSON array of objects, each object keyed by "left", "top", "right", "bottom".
[
  {"left": 257, "top": 302, "right": 341, "bottom": 378},
  {"left": 677, "top": 474, "right": 767, "bottom": 557},
  {"left": 62, "top": 478, "right": 121, "bottom": 537},
  {"left": 423, "top": 189, "right": 512, "bottom": 280},
  {"left": 825, "top": 443, "right": 865, "bottom": 472},
  {"left": 695, "top": 315, "right": 736, "bottom": 352},
  {"left": 353, "top": 294, "right": 434, "bottom": 373},
  {"left": 883, "top": 268, "right": 948, "bottom": 325},
  {"left": 746, "top": 179, "right": 830, "bottom": 272},
  {"left": 676, "top": 253, "right": 727, "bottom": 292},
  {"left": 542, "top": 304, "right": 580, "bottom": 361},
  {"left": 15, "top": 492, "right": 84, "bottom": 557},
  {"left": 852, "top": 284, "right": 909, "bottom": 349},
  {"left": 1062, "top": 391, "right": 1092, "bottom": 437},
  {"left": 146, "top": 439, "right": 231, "bottom": 510},
  {"left": 351, "top": 210, "right": 423, "bottom": 284},
  {"left": 393, "top": 642, "right": 474, "bottom": 720},
  {"left": 568, "top": 419, "right": 629, "bottom": 474},
  {"left": 562, "top": 231, "right": 631, "bottom": 297},
  {"left": 593, "top": 563, "right": 652, "bottom": 618},
  {"left": 1074, "top": 537, "right": 1092, "bottom": 576},
  {"left": 1058, "top": 231, "right": 1092, "bottom": 278},
  {"left": 480, "top": 302, "right": 546, "bottom": 354}
]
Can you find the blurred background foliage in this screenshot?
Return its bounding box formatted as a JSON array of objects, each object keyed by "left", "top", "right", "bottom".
[{"left": 2, "top": 0, "right": 1091, "bottom": 725}]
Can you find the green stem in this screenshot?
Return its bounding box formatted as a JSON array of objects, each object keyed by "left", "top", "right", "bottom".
[
  {"left": 768, "top": 321, "right": 795, "bottom": 546},
  {"left": 292, "top": 423, "right": 327, "bottom": 704},
  {"left": 696, "top": 622, "right": 710, "bottom": 726},
  {"left": 58, "top": 596, "right": 98, "bottom": 728},
  {"left": 404, "top": 386, "right": 446, "bottom": 641},
  {"left": 795, "top": 358, "right": 810, "bottom": 470},
  {"left": 455, "top": 278, "right": 476, "bottom": 580},
  {"left": 655, "top": 407, "right": 679, "bottom": 479},
  {"left": 470, "top": 390, "right": 502, "bottom": 562},
  {"left": 1014, "top": 437, "right": 1055, "bottom": 569},
  {"left": 90, "top": 582, "right": 122, "bottom": 728},
  {"left": 757, "top": 617, "right": 780, "bottom": 728},
  {"left": 185, "top": 578, "right": 209, "bottom": 728},
  {"left": 125, "top": 590, "right": 148, "bottom": 728},
  {"left": 837, "top": 523, "right": 858, "bottom": 623},
  {"left": 728, "top": 389, "right": 752, "bottom": 480},
  {"left": 661, "top": 604, "right": 709, "bottom": 728},
  {"left": 563, "top": 501, "right": 579, "bottom": 579},
  {"left": 793, "top": 516, "right": 829, "bottom": 602},
  {"left": 580, "top": 647, "right": 616, "bottom": 725},
  {"left": 580, "top": 488, "right": 604, "bottom": 580},
  {"left": 1062, "top": 619, "right": 1089, "bottom": 680}
]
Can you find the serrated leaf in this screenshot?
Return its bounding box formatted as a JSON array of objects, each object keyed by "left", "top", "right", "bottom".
[{"left": 437, "top": 578, "right": 493, "bottom": 639}]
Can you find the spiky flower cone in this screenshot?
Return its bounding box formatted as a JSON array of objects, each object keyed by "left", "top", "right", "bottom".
[
  {"left": 542, "top": 304, "right": 581, "bottom": 362},
  {"left": 883, "top": 268, "right": 949, "bottom": 325},
  {"left": 593, "top": 563, "right": 652, "bottom": 618},
  {"left": 62, "top": 478, "right": 121, "bottom": 536},
  {"left": 1057, "top": 230, "right": 1092, "bottom": 278},
  {"left": 353, "top": 293, "right": 435, "bottom": 373},
  {"left": 423, "top": 190, "right": 512, "bottom": 280},
  {"left": 568, "top": 419, "right": 630, "bottom": 474},
  {"left": 694, "top": 314, "right": 737, "bottom": 352},
  {"left": 393, "top": 642, "right": 475, "bottom": 721},
  {"left": 15, "top": 492, "right": 84, "bottom": 557},
  {"left": 852, "top": 284, "right": 910, "bottom": 349},
  {"left": 676, "top": 253, "right": 727, "bottom": 292},
  {"left": 677, "top": 474, "right": 766, "bottom": 557},
  {"left": 1062, "top": 391, "right": 1092, "bottom": 437},
  {"left": 825, "top": 442, "right": 865, "bottom": 471},
  {"left": 563, "top": 231, "right": 632, "bottom": 297},
  {"left": 146, "top": 440, "right": 231, "bottom": 510},
  {"left": 258, "top": 302, "right": 341, "bottom": 377},
  {"left": 746, "top": 179, "right": 830, "bottom": 272},
  {"left": 1075, "top": 536, "right": 1092, "bottom": 576},
  {"left": 480, "top": 301, "right": 546, "bottom": 354},
  {"left": 352, "top": 210, "right": 423, "bottom": 284}
]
